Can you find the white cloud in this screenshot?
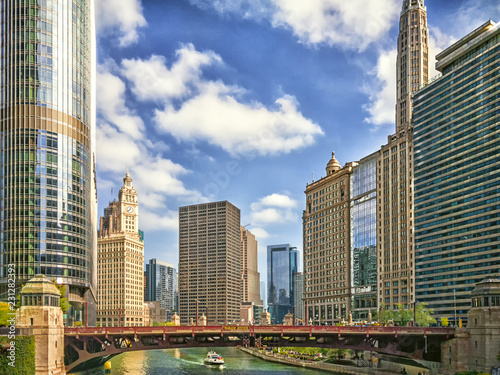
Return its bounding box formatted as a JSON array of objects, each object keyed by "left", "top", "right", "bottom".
[
  {"left": 362, "top": 48, "right": 397, "bottom": 127},
  {"left": 190, "top": 0, "right": 400, "bottom": 50},
  {"left": 121, "top": 45, "right": 221, "bottom": 102},
  {"left": 250, "top": 227, "right": 270, "bottom": 240},
  {"left": 250, "top": 193, "right": 299, "bottom": 225},
  {"left": 97, "top": 66, "right": 145, "bottom": 139},
  {"left": 154, "top": 81, "right": 323, "bottom": 157},
  {"left": 428, "top": 27, "right": 456, "bottom": 78},
  {"left": 95, "top": 0, "right": 147, "bottom": 47},
  {"left": 139, "top": 210, "right": 179, "bottom": 232}
]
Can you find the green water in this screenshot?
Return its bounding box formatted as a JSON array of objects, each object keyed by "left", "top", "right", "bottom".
[{"left": 108, "top": 347, "right": 326, "bottom": 374}]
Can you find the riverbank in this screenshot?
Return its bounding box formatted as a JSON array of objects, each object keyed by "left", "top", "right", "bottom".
[{"left": 238, "top": 347, "right": 399, "bottom": 375}]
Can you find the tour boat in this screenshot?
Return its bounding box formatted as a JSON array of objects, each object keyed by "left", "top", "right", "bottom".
[{"left": 204, "top": 350, "right": 224, "bottom": 365}]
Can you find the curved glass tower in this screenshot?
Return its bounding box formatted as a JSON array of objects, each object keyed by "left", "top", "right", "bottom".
[{"left": 0, "top": 0, "right": 97, "bottom": 325}]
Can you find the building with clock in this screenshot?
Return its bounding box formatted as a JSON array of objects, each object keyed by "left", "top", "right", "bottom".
[{"left": 96, "top": 171, "right": 145, "bottom": 327}]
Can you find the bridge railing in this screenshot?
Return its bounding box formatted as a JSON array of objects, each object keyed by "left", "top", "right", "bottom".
[{"left": 65, "top": 325, "right": 454, "bottom": 337}]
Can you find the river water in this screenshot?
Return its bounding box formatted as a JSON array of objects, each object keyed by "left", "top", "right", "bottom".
[{"left": 108, "top": 347, "right": 325, "bottom": 375}]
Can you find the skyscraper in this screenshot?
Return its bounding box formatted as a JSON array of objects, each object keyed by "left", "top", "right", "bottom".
[
  {"left": 179, "top": 201, "right": 242, "bottom": 325},
  {"left": 267, "top": 244, "right": 298, "bottom": 324},
  {"left": 303, "top": 153, "right": 355, "bottom": 325},
  {"left": 96, "top": 172, "right": 144, "bottom": 327},
  {"left": 241, "top": 226, "right": 263, "bottom": 306},
  {"left": 0, "top": 0, "right": 97, "bottom": 325},
  {"left": 293, "top": 272, "right": 304, "bottom": 323},
  {"left": 413, "top": 21, "right": 500, "bottom": 324},
  {"left": 350, "top": 152, "right": 378, "bottom": 320},
  {"left": 145, "top": 258, "right": 177, "bottom": 313},
  {"left": 377, "top": 0, "right": 429, "bottom": 312}
]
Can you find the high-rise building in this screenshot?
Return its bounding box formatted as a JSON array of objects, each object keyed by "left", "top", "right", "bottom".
[
  {"left": 303, "top": 153, "right": 355, "bottom": 325},
  {"left": 179, "top": 201, "right": 242, "bottom": 325},
  {"left": 267, "top": 244, "right": 298, "bottom": 324},
  {"left": 96, "top": 172, "right": 144, "bottom": 327},
  {"left": 261, "top": 281, "right": 267, "bottom": 309},
  {"left": 293, "top": 272, "right": 304, "bottom": 323},
  {"left": 413, "top": 21, "right": 500, "bottom": 324},
  {"left": 377, "top": 0, "right": 429, "bottom": 312},
  {"left": 350, "top": 152, "right": 378, "bottom": 320},
  {"left": 145, "top": 258, "right": 177, "bottom": 314},
  {"left": 0, "top": 0, "right": 97, "bottom": 325},
  {"left": 241, "top": 227, "right": 263, "bottom": 306}
]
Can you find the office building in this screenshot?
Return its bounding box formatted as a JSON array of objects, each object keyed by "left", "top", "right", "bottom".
[
  {"left": 261, "top": 281, "right": 267, "bottom": 309},
  {"left": 293, "top": 272, "right": 304, "bottom": 323},
  {"left": 350, "top": 152, "right": 378, "bottom": 320},
  {"left": 376, "top": 0, "right": 429, "bottom": 312},
  {"left": 179, "top": 201, "right": 242, "bottom": 325},
  {"left": 267, "top": 244, "right": 298, "bottom": 324},
  {"left": 0, "top": 0, "right": 98, "bottom": 325},
  {"left": 303, "top": 153, "right": 355, "bottom": 324},
  {"left": 96, "top": 172, "right": 144, "bottom": 327},
  {"left": 413, "top": 21, "right": 500, "bottom": 323},
  {"left": 241, "top": 227, "right": 263, "bottom": 306},
  {"left": 145, "top": 258, "right": 177, "bottom": 313}
]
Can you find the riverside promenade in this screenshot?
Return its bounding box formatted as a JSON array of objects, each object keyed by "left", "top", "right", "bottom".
[{"left": 238, "top": 347, "right": 399, "bottom": 375}]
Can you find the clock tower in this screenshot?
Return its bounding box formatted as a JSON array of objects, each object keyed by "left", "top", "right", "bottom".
[{"left": 118, "top": 171, "right": 139, "bottom": 235}]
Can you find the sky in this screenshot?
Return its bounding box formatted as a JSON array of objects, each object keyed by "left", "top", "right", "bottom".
[{"left": 93, "top": 0, "right": 500, "bottom": 285}]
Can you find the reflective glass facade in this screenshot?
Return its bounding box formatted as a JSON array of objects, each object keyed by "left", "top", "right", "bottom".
[
  {"left": 267, "top": 244, "right": 297, "bottom": 324},
  {"left": 350, "top": 155, "right": 377, "bottom": 319},
  {"left": 413, "top": 22, "right": 500, "bottom": 323},
  {"left": 0, "top": 0, "right": 96, "bottom": 325},
  {"left": 145, "top": 258, "right": 177, "bottom": 312}
]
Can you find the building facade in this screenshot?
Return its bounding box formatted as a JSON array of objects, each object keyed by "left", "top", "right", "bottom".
[
  {"left": 145, "top": 258, "right": 177, "bottom": 313},
  {"left": 96, "top": 172, "right": 144, "bottom": 327},
  {"left": 241, "top": 227, "right": 263, "bottom": 306},
  {"left": 303, "top": 153, "right": 355, "bottom": 325},
  {"left": 413, "top": 21, "right": 500, "bottom": 323},
  {"left": 376, "top": 0, "right": 429, "bottom": 313},
  {"left": 178, "top": 201, "right": 242, "bottom": 325},
  {"left": 0, "top": 0, "right": 98, "bottom": 325},
  {"left": 267, "top": 244, "right": 298, "bottom": 324},
  {"left": 293, "top": 272, "right": 304, "bottom": 323},
  {"left": 350, "top": 152, "right": 378, "bottom": 320}
]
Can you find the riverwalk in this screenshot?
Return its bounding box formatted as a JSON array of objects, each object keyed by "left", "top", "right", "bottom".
[{"left": 238, "top": 347, "right": 399, "bottom": 375}]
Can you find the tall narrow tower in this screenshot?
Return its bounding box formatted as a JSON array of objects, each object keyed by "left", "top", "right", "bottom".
[
  {"left": 97, "top": 172, "right": 144, "bottom": 327},
  {"left": 0, "top": 0, "right": 98, "bottom": 325},
  {"left": 396, "top": 0, "right": 429, "bottom": 134},
  {"left": 376, "top": 0, "right": 429, "bottom": 314}
]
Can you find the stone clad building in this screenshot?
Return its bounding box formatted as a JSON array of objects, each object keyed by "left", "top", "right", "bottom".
[{"left": 96, "top": 172, "right": 144, "bottom": 327}]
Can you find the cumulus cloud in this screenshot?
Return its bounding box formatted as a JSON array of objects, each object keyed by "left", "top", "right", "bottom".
[
  {"left": 362, "top": 48, "right": 397, "bottom": 127},
  {"left": 97, "top": 68, "right": 145, "bottom": 139},
  {"left": 154, "top": 81, "right": 323, "bottom": 157},
  {"left": 95, "top": 0, "right": 147, "bottom": 47},
  {"left": 249, "top": 227, "right": 270, "bottom": 240},
  {"left": 190, "top": 0, "right": 399, "bottom": 50},
  {"left": 121, "top": 45, "right": 222, "bottom": 102},
  {"left": 250, "top": 193, "right": 299, "bottom": 225}
]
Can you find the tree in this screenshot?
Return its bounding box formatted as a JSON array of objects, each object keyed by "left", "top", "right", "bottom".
[
  {"left": 152, "top": 321, "right": 175, "bottom": 326},
  {"left": 373, "top": 304, "right": 395, "bottom": 324},
  {"left": 328, "top": 348, "right": 346, "bottom": 363},
  {"left": 415, "top": 303, "right": 436, "bottom": 327},
  {"left": 52, "top": 279, "right": 70, "bottom": 313},
  {"left": 0, "top": 302, "right": 11, "bottom": 326},
  {"left": 394, "top": 303, "right": 413, "bottom": 326},
  {"left": 440, "top": 317, "right": 449, "bottom": 327}
]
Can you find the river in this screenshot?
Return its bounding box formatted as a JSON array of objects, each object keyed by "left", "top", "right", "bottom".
[{"left": 107, "top": 347, "right": 325, "bottom": 375}]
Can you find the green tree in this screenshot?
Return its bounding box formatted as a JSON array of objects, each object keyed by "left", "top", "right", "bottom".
[
  {"left": 440, "top": 317, "right": 449, "bottom": 327},
  {"left": 393, "top": 303, "right": 413, "bottom": 326},
  {"left": 152, "top": 321, "right": 175, "bottom": 326},
  {"left": 328, "top": 348, "right": 346, "bottom": 363},
  {"left": 415, "top": 303, "right": 436, "bottom": 327},
  {"left": 52, "top": 279, "right": 70, "bottom": 313},
  {"left": 373, "top": 304, "right": 395, "bottom": 324},
  {"left": 0, "top": 301, "right": 11, "bottom": 326}
]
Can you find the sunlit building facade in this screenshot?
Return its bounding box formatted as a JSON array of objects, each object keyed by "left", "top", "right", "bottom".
[
  {"left": 145, "top": 258, "right": 177, "bottom": 313},
  {"left": 413, "top": 21, "right": 500, "bottom": 324},
  {"left": 0, "top": 0, "right": 97, "bottom": 325}
]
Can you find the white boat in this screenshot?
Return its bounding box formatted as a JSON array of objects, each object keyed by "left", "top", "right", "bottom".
[{"left": 204, "top": 350, "right": 224, "bottom": 365}]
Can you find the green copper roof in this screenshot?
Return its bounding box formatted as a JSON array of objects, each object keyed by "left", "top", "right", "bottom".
[{"left": 20, "top": 274, "right": 61, "bottom": 297}]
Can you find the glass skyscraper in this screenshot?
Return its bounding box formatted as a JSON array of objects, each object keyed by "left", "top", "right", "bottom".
[
  {"left": 413, "top": 21, "right": 500, "bottom": 324},
  {"left": 267, "top": 244, "right": 298, "bottom": 324},
  {"left": 350, "top": 153, "right": 377, "bottom": 320},
  {"left": 145, "top": 258, "right": 177, "bottom": 313},
  {"left": 0, "top": 0, "right": 97, "bottom": 325}
]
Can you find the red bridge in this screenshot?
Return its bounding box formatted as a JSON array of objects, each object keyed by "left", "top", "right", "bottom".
[{"left": 64, "top": 325, "right": 455, "bottom": 373}]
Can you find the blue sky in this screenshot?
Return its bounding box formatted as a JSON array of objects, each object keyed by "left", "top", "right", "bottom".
[{"left": 94, "top": 0, "right": 500, "bottom": 284}]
